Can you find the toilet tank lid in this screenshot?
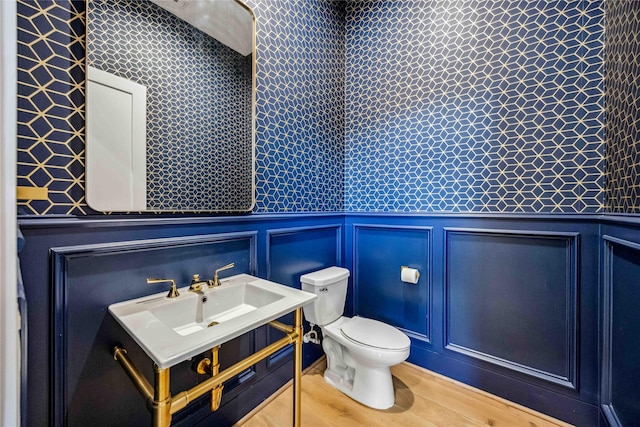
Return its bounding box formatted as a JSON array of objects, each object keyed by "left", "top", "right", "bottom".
[{"left": 300, "top": 266, "right": 350, "bottom": 287}]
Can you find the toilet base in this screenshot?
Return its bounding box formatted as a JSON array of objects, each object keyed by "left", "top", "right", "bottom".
[{"left": 323, "top": 364, "right": 396, "bottom": 410}]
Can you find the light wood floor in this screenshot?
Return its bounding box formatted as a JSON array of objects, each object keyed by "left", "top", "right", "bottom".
[{"left": 237, "top": 359, "right": 572, "bottom": 427}]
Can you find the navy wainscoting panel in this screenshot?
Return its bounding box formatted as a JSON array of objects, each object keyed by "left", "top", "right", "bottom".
[
  {"left": 51, "top": 233, "right": 256, "bottom": 427},
  {"left": 19, "top": 212, "right": 610, "bottom": 426},
  {"left": 445, "top": 228, "right": 578, "bottom": 389},
  {"left": 266, "top": 224, "right": 342, "bottom": 286},
  {"left": 353, "top": 224, "right": 431, "bottom": 341},
  {"left": 345, "top": 213, "right": 600, "bottom": 426},
  {"left": 602, "top": 235, "right": 640, "bottom": 426},
  {"left": 265, "top": 224, "right": 342, "bottom": 367},
  {"left": 19, "top": 213, "right": 344, "bottom": 427}
]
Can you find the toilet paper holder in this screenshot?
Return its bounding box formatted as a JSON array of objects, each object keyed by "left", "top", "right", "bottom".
[{"left": 400, "top": 266, "right": 420, "bottom": 284}]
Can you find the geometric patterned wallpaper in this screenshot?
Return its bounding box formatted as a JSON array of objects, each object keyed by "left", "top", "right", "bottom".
[
  {"left": 19, "top": 0, "right": 634, "bottom": 215},
  {"left": 247, "top": 0, "right": 345, "bottom": 212},
  {"left": 605, "top": 1, "right": 640, "bottom": 213},
  {"left": 345, "top": 0, "right": 605, "bottom": 212},
  {"left": 17, "top": 0, "right": 86, "bottom": 215},
  {"left": 16, "top": 0, "right": 345, "bottom": 215},
  {"left": 88, "top": 0, "right": 252, "bottom": 212}
]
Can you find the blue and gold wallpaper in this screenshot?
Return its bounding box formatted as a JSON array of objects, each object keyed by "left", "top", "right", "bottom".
[
  {"left": 16, "top": 0, "right": 345, "bottom": 214},
  {"left": 17, "top": 0, "right": 85, "bottom": 214},
  {"left": 18, "top": 0, "right": 640, "bottom": 215},
  {"left": 88, "top": 0, "right": 253, "bottom": 212},
  {"left": 605, "top": 0, "right": 640, "bottom": 213},
  {"left": 345, "top": 0, "right": 605, "bottom": 212},
  {"left": 247, "top": 0, "right": 345, "bottom": 212}
]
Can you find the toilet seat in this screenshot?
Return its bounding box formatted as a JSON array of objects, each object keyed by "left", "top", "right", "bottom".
[{"left": 339, "top": 316, "right": 410, "bottom": 351}]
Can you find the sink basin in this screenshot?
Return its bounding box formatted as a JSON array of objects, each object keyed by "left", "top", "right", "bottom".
[
  {"left": 109, "top": 274, "right": 316, "bottom": 368},
  {"left": 148, "top": 283, "right": 285, "bottom": 337}
]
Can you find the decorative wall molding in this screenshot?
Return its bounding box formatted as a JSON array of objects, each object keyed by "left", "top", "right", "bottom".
[
  {"left": 49, "top": 231, "right": 257, "bottom": 426},
  {"left": 22, "top": 211, "right": 640, "bottom": 231},
  {"left": 601, "top": 235, "right": 640, "bottom": 426},
  {"left": 18, "top": 212, "right": 345, "bottom": 229},
  {"left": 20, "top": 211, "right": 605, "bottom": 425},
  {"left": 264, "top": 224, "right": 342, "bottom": 366},
  {"left": 352, "top": 223, "right": 432, "bottom": 343},
  {"left": 444, "top": 227, "right": 579, "bottom": 389},
  {"left": 265, "top": 224, "right": 343, "bottom": 281}
]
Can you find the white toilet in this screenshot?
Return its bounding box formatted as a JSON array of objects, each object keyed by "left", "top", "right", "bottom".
[{"left": 300, "top": 266, "right": 410, "bottom": 409}]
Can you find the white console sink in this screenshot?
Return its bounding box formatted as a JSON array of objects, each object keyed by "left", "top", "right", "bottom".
[{"left": 109, "top": 274, "right": 316, "bottom": 368}]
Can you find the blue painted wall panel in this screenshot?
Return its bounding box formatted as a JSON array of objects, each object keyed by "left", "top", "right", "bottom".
[
  {"left": 608, "top": 242, "right": 640, "bottom": 425},
  {"left": 266, "top": 225, "right": 341, "bottom": 366},
  {"left": 18, "top": 214, "right": 345, "bottom": 427},
  {"left": 55, "top": 235, "right": 256, "bottom": 426},
  {"left": 346, "top": 213, "right": 600, "bottom": 426},
  {"left": 354, "top": 225, "right": 430, "bottom": 337},
  {"left": 17, "top": 212, "right": 613, "bottom": 426},
  {"left": 267, "top": 226, "right": 341, "bottom": 288},
  {"left": 446, "top": 230, "right": 576, "bottom": 386}
]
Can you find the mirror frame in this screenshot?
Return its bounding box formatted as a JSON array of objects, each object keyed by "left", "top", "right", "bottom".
[{"left": 84, "top": 0, "right": 256, "bottom": 213}]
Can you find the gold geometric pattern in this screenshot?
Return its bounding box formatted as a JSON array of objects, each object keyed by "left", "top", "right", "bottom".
[
  {"left": 16, "top": 1, "right": 618, "bottom": 215},
  {"left": 17, "top": 0, "right": 87, "bottom": 215},
  {"left": 344, "top": 0, "right": 605, "bottom": 213},
  {"left": 88, "top": 0, "right": 253, "bottom": 212},
  {"left": 247, "top": 0, "right": 346, "bottom": 213},
  {"left": 605, "top": 0, "right": 640, "bottom": 213}
]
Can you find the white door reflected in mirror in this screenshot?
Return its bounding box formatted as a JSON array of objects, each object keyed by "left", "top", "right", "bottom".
[
  {"left": 86, "top": 66, "right": 147, "bottom": 211},
  {"left": 86, "top": 0, "right": 255, "bottom": 213}
]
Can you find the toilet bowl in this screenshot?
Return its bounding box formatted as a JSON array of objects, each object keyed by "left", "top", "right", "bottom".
[
  {"left": 300, "top": 267, "right": 411, "bottom": 409},
  {"left": 320, "top": 316, "right": 410, "bottom": 409}
]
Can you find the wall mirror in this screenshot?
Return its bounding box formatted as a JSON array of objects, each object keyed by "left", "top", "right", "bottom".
[{"left": 86, "top": 0, "right": 255, "bottom": 212}]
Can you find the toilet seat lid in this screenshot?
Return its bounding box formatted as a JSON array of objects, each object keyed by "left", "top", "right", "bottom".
[{"left": 339, "top": 317, "right": 410, "bottom": 351}]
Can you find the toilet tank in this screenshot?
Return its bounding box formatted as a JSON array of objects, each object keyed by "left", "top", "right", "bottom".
[{"left": 300, "top": 266, "right": 350, "bottom": 326}]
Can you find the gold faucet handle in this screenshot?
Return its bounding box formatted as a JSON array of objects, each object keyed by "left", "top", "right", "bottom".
[
  {"left": 147, "top": 278, "right": 180, "bottom": 298},
  {"left": 210, "top": 263, "right": 235, "bottom": 287},
  {"left": 189, "top": 274, "right": 207, "bottom": 292}
]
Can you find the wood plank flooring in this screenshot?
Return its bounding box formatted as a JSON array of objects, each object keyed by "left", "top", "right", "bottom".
[{"left": 237, "top": 359, "right": 572, "bottom": 427}]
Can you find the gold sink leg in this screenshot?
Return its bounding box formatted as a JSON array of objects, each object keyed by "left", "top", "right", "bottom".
[
  {"left": 151, "top": 365, "right": 171, "bottom": 427},
  {"left": 293, "top": 307, "right": 303, "bottom": 427},
  {"left": 210, "top": 346, "right": 223, "bottom": 411},
  {"left": 114, "top": 309, "right": 304, "bottom": 426},
  {"left": 195, "top": 346, "right": 224, "bottom": 411}
]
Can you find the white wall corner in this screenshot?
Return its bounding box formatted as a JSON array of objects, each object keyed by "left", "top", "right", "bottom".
[{"left": 0, "top": 0, "right": 19, "bottom": 426}]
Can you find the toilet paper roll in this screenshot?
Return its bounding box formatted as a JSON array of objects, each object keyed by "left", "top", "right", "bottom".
[{"left": 401, "top": 267, "right": 420, "bottom": 284}]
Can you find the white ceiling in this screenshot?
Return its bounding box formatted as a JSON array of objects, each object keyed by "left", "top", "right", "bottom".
[{"left": 150, "top": 0, "right": 253, "bottom": 56}]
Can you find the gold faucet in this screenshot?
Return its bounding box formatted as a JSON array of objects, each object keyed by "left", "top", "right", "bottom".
[
  {"left": 209, "top": 263, "right": 235, "bottom": 287},
  {"left": 147, "top": 278, "right": 180, "bottom": 298},
  {"left": 189, "top": 274, "right": 208, "bottom": 292}
]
